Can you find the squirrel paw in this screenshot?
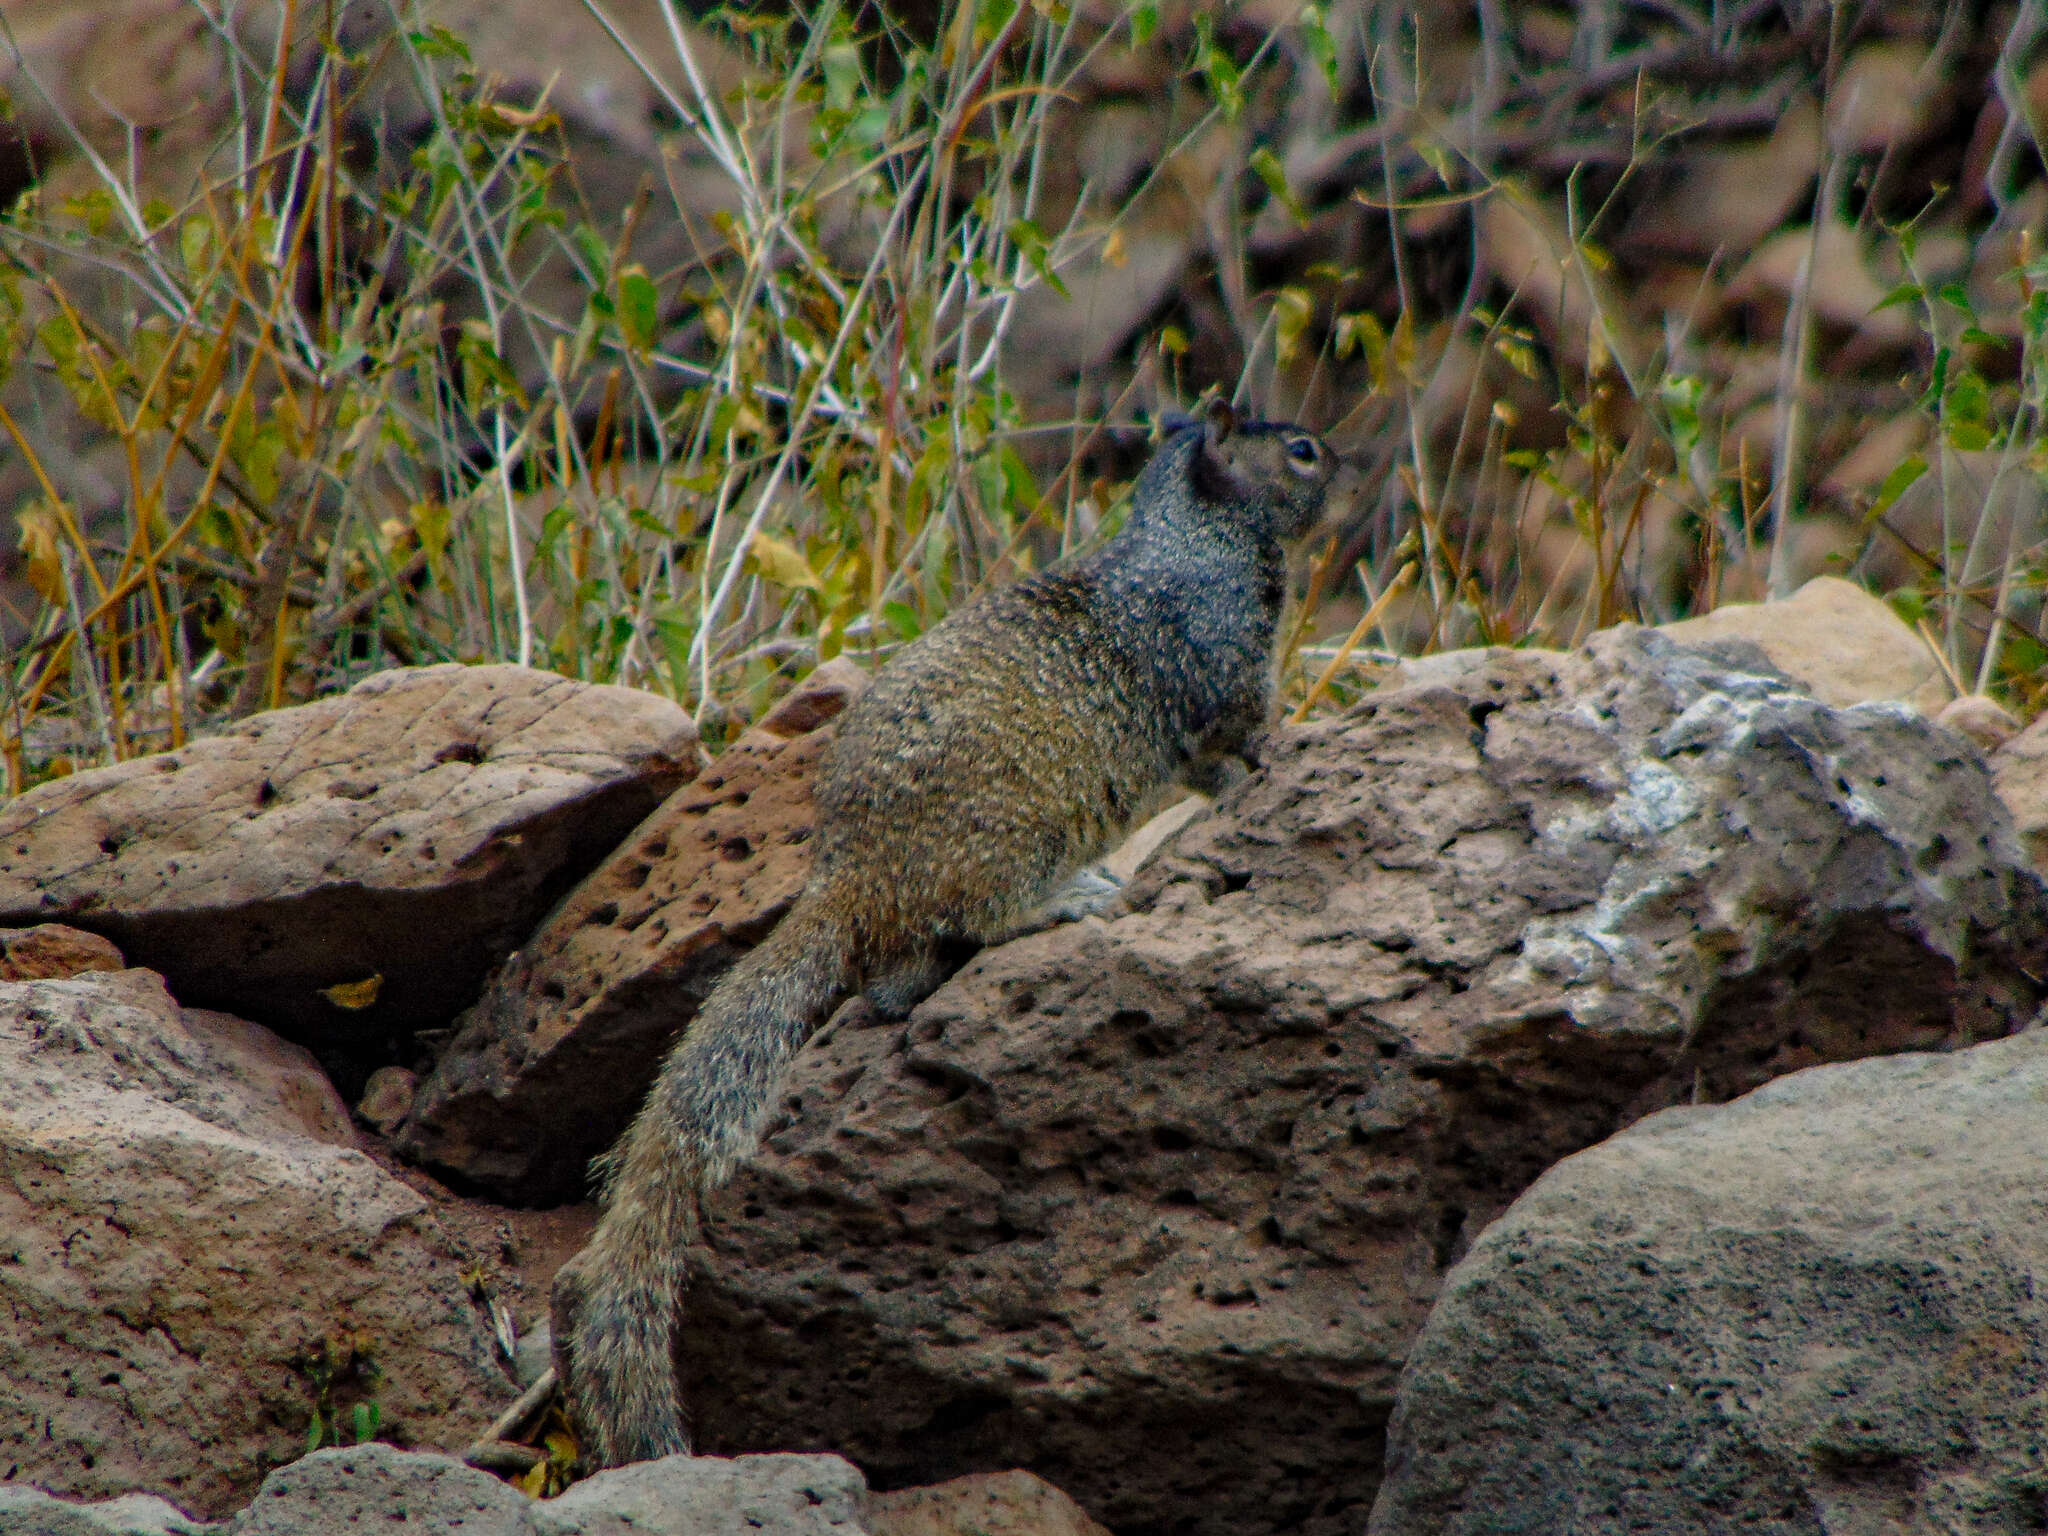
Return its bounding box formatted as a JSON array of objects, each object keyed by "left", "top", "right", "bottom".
[{"left": 1024, "top": 863, "right": 1126, "bottom": 930}]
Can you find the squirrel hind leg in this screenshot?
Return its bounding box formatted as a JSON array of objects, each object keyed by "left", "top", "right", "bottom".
[{"left": 864, "top": 934, "right": 979, "bottom": 1019}]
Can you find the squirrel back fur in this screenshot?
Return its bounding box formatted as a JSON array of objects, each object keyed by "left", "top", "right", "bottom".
[{"left": 552, "top": 402, "right": 1341, "bottom": 1466}]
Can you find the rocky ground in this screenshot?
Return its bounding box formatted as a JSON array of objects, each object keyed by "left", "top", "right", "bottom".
[{"left": 5, "top": 579, "right": 2048, "bottom": 1534}]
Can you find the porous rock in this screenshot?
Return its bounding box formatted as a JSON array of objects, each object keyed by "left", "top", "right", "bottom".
[
  {"left": 0, "top": 923, "right": 126, "bottom": 982},
  {"left": 1369, "top": 1028, "right": 2048, "bottom": 1535},
  {"left": 219, "top": 1444, "right": 869, "bottom": 1535},
  {"left": 0, "top": 969, "right": 503, "bottom": 1516},
  {"left": 1659, "top": 573, "right": 1950, "bottom": 713},
  {"left": 865, "top": 1470, "right": 1114, "bottom": 1536},
  {"left": 0, "top": 1487, "right": 215, "bottom": 1535},
  {"left": 0, "top": 665, "right": 696, "bottom": 1088},
  {"left": 393, "top": 659, "right": 866, "bottom": 1203},
  {"left": 670, "top": 626, "right": 2048, "bottom": 1536}
]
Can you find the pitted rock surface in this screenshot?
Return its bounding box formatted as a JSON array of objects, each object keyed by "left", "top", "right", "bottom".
[
  {"left": 1369, "top": 1029, "right": 2048, "bottom": 1536},
  {"left": 0, "top": 665, "right": 696, "bottom": 1088},
  {"left": 394, "top": 659, "right": 866, "bottom": 1203},
  {"left": 0, "top": 969, "right": 503, "bottom": 1517},
  {"left": 667, "top": 626, "right": 2048, "bottom": 1536}
]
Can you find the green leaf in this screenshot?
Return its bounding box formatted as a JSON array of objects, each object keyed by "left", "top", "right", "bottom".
[
  {"left": 307, "top": 1409, "right": 327, "bottom": 1454},
  {"left": 1868, "top": 454, "right": 1927, "bottom": 519},
  {"left": 882, "top": 600, "right": 922, "bottom": 640},
  {"left": 1658, "top": 373, "right": 1703, "bottom": 462},
  {"left": 617, "top": 264, "right": 660, "bottom": 352},
  {"left": 1249, "top": 146, "right": 1308, "bottom": 226},
  {"left": 408, "top": 24, "right": 472, "bottom": 63},
  {"left": 1129, "top": 0, "right": 1158, "bottom": 45},
  {"left": 1299, "top": 4, "right": 1339, "bottom": 95},
  {"left": 823, "top": 41, "right": 861, "bottom": 112},
  {"left": 1007, "top": 218, "right": 1068, "bottom": 299},
  {"left": 533, "top": 501, "right": 577, "bottom": 567},
  {"left": 571, "top": 222, "right": 613, "bottom": 280},
  {"left": 1334, "top": 310, "right": 1387, "bottom": 371},
  {"left": 1872, "top": 281, "right": 1923, "bottom": 315},
  {"left": 351, "top": 1402, "right": 380, "bottom": 1445},
  {"left": 1192, "top": 14, "right": 1244, "bottom": 121},
  {"left": 1273, "top": 285, "right": 1315, "bottom": 363},
  {"left": 749, "top": 532, "right": 823, "bottom": 592}
]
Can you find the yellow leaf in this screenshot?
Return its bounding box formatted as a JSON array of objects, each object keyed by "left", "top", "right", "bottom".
[
  {"left": 747, "top": 532, "right": 822, "bottom": 592},
  {"left": 513, "top": 1460, "right": 548, "bottom": 1499},
  {"left": 1103, "top": 228, "right": 1128, "bottom": 269},
  {"left": 321, "top": 975, "right": 383, "bottom": 1010},
  {"left": 15, "top": 506, "right": 65, "bottom": 606}
]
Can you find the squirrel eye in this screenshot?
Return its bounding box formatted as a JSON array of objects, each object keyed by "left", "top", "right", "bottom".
[{"left": 1285, "top": 436, "right": 1320, "bottom": 466}]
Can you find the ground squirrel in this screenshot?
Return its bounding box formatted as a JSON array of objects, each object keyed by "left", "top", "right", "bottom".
[{"left": 551, "top": 400, "right": 1342, "bottom": 1466}]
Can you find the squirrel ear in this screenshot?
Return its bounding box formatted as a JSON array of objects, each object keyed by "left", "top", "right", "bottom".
[{"left": 1192, "top": 399, "right": 1252, "bottom": 503}]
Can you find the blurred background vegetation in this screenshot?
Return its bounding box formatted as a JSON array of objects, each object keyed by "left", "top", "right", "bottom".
[{"left": 0, "top": 0, "right": 2043, "bottom": 787}]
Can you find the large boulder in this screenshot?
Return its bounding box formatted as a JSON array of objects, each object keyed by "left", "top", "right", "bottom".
[
  {"left": 0, "top": 665, "right": 696, "bottom": 1090},
  {"left": 393, "top": 659, "right": 866, "bottom": 1202},
  {"left": 664, "top": 627, "right": 2048, "bottom": 1536},
  {"left": 0, "top": 968, "right": 506, "bottom": 1517},
  {"left": 1369, "top": 1027, "right": 2048, "bottom": 1536}
]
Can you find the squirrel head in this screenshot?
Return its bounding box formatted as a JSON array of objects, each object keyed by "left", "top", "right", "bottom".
[{"left": 1174, "top": 398, "right": 1340, "bottom": 544}]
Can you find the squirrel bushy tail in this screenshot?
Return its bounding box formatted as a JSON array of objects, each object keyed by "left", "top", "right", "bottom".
[{"left": 551, "top": 890, "right": 859, "bottom": 1464}]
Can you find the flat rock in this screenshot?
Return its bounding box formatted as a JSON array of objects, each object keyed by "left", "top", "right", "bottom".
[
  {"left": 393, "top": 660, "right": 866, "bottom": 1203},
  {"left": 1660, "top": 574, "right": 1950, "bottom": 713},
  {"left": 0, "top": 665, "right": 696, "bottom": 1089},
  {"left": 1369, "top": 1027, "right": 2048, "bottom": 1535},
  {"left": 214, "top": 1444, "right": 868, "bottom": 1535},
  {"left": 668, "top": 626, "right": 2048, "bottom": 1536},
  {"left": 0, "top": 969, "right": 504, "bottom": 1517}
]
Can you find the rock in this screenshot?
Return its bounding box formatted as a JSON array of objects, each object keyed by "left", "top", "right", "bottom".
[
  {"left": 0, "top": 924, "right": 126, "bottom": 981},
  {"left": 0, "top": 1488, "right": 215, "bottom": 1535},
  {"left": 354, "top": 1066, "right": 418, "bottom": 1137},
  {"left": 211, "top": 1444, "right": 869, "bottom": 1535},
  {"left": 1369, "top": 1027, "right": 2048, "bottom": 1536},
  {"left": 0, "top": 969, "right": 504, "bottom": 1517},
  {"left": 1937, "top": 693, "right": 2020, "bottom": 753},
  {"left": 220, "top": 1448, "right": 524, "bottom": 1536},
  {"left": 1992, "top": 711, "right": 2048, "bottom": 876},
  {"left": 1660, "top": 575, "right": 1950, "bottom": 713},
  {"left": 865, "top": 1471, "right": 1113, "bottom": 1536},
  {"left": 392, "top": 659, "right": 866, "bottom": 1203},
  {"left": 541, "top": 1451, "right": 871, "bottom": 1536},
  {"left": 0, "top": 665, "right": 697, "bottom": 1091},
  {"left": 667, "top": 627, "right": 2047, "bottom": 1536}
]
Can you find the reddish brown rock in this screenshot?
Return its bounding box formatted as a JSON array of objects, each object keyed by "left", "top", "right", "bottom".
[
  {"left": 0, "top": 664, "right": 697, "bottom": 1091},
  {"left": 666, "top": 628, "right": 2048, "bottom": 1536},
  {"left": 866, "top": 1471, "right": 1113, "bottom": 1536},
  {"left": 393, "top": 659, "right": 867, "bottom": 1202},
  {"left": 0, "top": 922, "right": 126, "bottom": 981},
  {"left": 0, "top": 968, "right": 506, "bottom": 1517}
]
